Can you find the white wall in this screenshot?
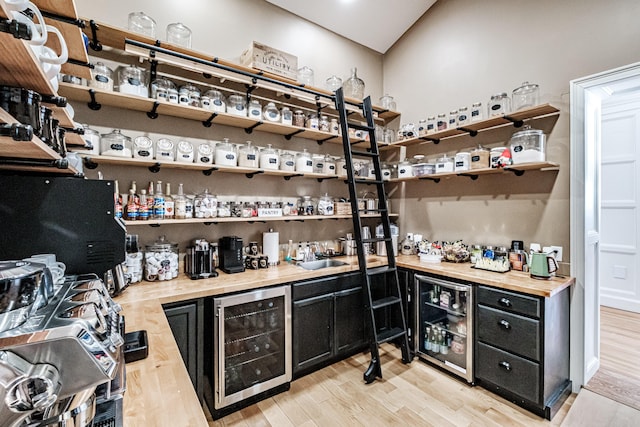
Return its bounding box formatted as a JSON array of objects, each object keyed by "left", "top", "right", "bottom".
[{"left": 383, "top": 0, "right": 640, "bottom": 269}]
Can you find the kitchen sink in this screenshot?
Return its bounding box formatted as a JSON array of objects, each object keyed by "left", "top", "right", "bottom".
[{"left": 297, "top": 259, "right": 349, "bottom": 270}]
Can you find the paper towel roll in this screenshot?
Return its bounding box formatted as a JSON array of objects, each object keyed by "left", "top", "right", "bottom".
[{"left": 263, "top": 230, "right": 280, "bottom": 265}]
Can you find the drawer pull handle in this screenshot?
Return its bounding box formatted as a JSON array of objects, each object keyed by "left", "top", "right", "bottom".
[
  {"left": 499, "top": 297, "right": 512, "bottom": 307},
  {"left": 499, "top": 319, "right": 511, "bottom": 329},
  {"left": 499, "top": 361, "right": 512, "bottom": 371}
]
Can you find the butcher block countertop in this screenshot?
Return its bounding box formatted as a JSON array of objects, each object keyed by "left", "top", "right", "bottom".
[{"left": 116, "top": 255, "right": 574, "bottom": 426}]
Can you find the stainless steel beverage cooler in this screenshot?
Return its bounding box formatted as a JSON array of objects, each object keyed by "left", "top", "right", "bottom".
[
  {"left": 206, "top": 285, "right": 291, "bottom": 419},
  {"left": 415, "top": 274, "right": 473, "bottom": 383}
]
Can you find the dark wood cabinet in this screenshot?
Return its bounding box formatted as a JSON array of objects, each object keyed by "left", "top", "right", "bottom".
[
  {"left": 475, "top": 285, "right": 571, "bottom": 420},
  {"left": 292, "top": 272, "right": 366, "bottom": 378},
  {"left": 163, "top": 299, "right": 204, "bottom": 401}
]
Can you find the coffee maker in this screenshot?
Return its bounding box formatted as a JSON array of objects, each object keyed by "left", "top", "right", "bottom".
[
  {"left": 185, "top": 239, "right": 218, "bottom": 279},
  {"left": 219, "top": 236, "right": 245, "bottom": 274}
]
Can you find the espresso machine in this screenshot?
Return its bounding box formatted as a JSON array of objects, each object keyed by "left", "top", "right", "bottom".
[
  {"left": 185, "top": 239, "right": 218, "bottom": 279},
  {"left": 219, "top": 236, "right": 245, "bottom": 274}
]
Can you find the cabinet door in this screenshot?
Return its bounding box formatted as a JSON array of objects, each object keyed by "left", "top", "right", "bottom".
[
  {"left": 292, "top": 293, "right": 333, "bottom": 375},
  {"left": 164, "top": 300, "right": 203, "bottom": 400},
  {"left": 335, "top": 287, "right": 365, "bottom": 355}
]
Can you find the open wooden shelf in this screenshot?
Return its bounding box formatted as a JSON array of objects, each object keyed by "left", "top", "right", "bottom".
[
  {"left": 124, "top": 212, "right": 399, "bottom": 227},
  {"left": 80, "top": 20, "right": 401, "bottom": 123},
  {"left": 388, "top": 162, "right": 559, "bottom": 182},
  {"left": 382, "top": 104, "right": 560, "bottom": 150},
  {"left": 59, "top": 82, "right": 378, "bottom": 148}
]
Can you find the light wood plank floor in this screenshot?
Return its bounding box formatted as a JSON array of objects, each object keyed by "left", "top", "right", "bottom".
[
  {"left": 584, "top": 306, "right": 640, "bottom": 411},
  {"left": 208, "top": 344, "right": 576, "bottom": 426}
]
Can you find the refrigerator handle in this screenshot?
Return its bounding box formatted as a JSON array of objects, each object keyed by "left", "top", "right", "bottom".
[{"left": 216, "top": 303, "right": 223, "bottom": 406}]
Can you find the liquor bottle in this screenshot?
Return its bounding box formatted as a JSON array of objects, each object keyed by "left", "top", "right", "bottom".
[
  {"left": 138, "top": 189, "right": 149, "bottom": 221},
  {"left": 126, "top": 189, "right": 138, "bottom": 221},
  {"left": 146, "top": 181, "right": 154, "bottom": 215},
  {"left": 114, "top": 180, "right": 123, "bottom": 218},
  {"left": 164, "top": 182, "right": 174, "bottom": 219},
  {"left": 153, "top": 180, "right": 164, "bottom": 219},
  {"left": 174, "top": 183, "right": 186, "bottom": 219}
]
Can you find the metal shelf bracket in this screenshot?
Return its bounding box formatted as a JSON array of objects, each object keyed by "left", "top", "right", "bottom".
[
  {"left": 146, "top": 101, "right": 160, "bottom": 119},
  {"left": 244, "top": 121, "right": 263, "bottom": 134},
  {"left": 87, "top": 89, "right": 101, "bottom": 110},
  {"left": 89, "top": 20, "right": 102, "bottom": 51},
  {"left": 148, "top": 163, "right": 161, "bottom": 173},
  {"left": 202, "top": 113, "right": 218, "bottom": 128}
]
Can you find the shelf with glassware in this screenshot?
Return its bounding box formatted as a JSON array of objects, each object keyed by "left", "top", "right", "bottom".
[
  {"left": 388, "top": 162, "right": 560, "bottom": 183},
  {"left": 58, "top": 81, "right": 375, "bottom": 148},
  {"left": 0, "top": 107, "right": 79, "bottom": 174},
  {"left": 381, "top": 104, "right": 559, "bottom": 150},
  {"left": 77, "top": 19, "right": 400, "bottom": 124},
  {"left": 124, "top": 212, "right": 399, "bottom": 227}
]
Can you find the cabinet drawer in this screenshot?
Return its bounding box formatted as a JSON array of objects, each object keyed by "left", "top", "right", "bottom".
[
  {"left": 476, "top": 342, "right": 540, "bottom": 404},
  {"left": 478, "top": 305, "right": 540, "bottom": 361},
  {"left": 292, "top": 276, "right": 339, "bottom": 300},
  {"left": 477, "top": 286, "right": 540, "bottom": 318}
]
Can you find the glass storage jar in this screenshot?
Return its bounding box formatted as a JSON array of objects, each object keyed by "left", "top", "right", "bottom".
[
  {"left": 488, "top": 93, "right": 511, "bottom": 116},
  {"left": 470, "top": 102, "right": 483, "bottom": 122},
  {"left": 293, "top": 110, "right": 305, "bottom": 127},
  {"left": 166, "top": 22, "right": 191, "bottom": 48},
  {"left": 490, "top": 146, "right": 507, "bottom": 168},
  {"left": 343, "top": 67, "right": 365, "bottom": 100},
  {"left": 100, "top": 129, "right": 132, "bottom": 157},
  {"left": 196, "top": 142, "right": 213, "bottom": 164},
  {"left": 436, "top": 113, "right": 448, "bottom": 131},
  {"left": 319, "top": 115, "right": 330, "bottom": 132},
  {"left": 281, "top": 107, "right": 292, "bottom": 125},
  {"left": 151, "top": 78, "right": 176, "bottom": 102},
  {"left": 176, "top": 140, "right": 194, "bottom": 163},
  {"left": 279, "top": 151, "right": 295, "bottom": 171},
  {"left": 457, "top": 107, "right": 470, "bottom": 126},
  {"left": 300, "top": 196, "right": 315, "bottom": 216},
  {"left": 144, "top": 235, "right": 179, "bottom": 281},
  {"left": 259, "top": 144, "right": 279, "bottom": 170},
  {"left": 297, "top": 66, "right": 314, "bottom": 86},
  {"left": 312, "top": 153, "right": 325, "bottom": 174},
  {"left": 418, "top": 119, "right": 428, "bottom": 137},
  {"left": 195, "top": 189, "right": 217, "bottom": 218},
  {"left": 335, "top": 157, "right": 347, "bottom": 177},
  {"left": 217, "top": 201, "right": 231, "bottom": 217},
  {"left": 214, "top": 138, "right": 237, "bottom": 166},
  {"left": 454, "top": 151, "right": 471, "bottom": 172},
  {"left": 237, "top": 141, "right": 258, "bottom": 168},
  {"left": 248, "top": 99, "right": 262, "bottom": 119},
  {"left": 80, "top": 124, "right": 100, "bottom": 155},
  {"left": 117, "top": 65, "right": 148, "bottom": 97},
  {"left": 379, "top": 94, "right": 396, "bottom": 110},
  {"left": 435, "top": 155, "right": 455, "bottom": 173},
  {"left": 128, "top": 12, "right": 157, "bottom": 38},
  {"left": 201, "top": 89, "right": 226, "bottom": 112},
  {"left": 470, "top": 145, "right": 490, "bottom": 169},
  {"left": 512, "top": 81, "right": 539, "bottom": 111},
  {"left": 322, "top": 154, "right": 336, "bottom": 175},
  {"left": 317, "top": 193, "right": 334, "bottom": 216},
  {"left": 306, "top": 112, "right": 319, "bottom": 130},
  {"left": 89, "top": 62, "right": 114, "bottom": 91},
  {"left": 178, "top": 84, "right": 200, "bottom": 107},
  {"left": 295, "top": 149, "right": 314, "bottom": 173},
  {"left": 330, "top": 118, "right": 340, "bottom": 135},
  {"left": 448, "top": 110, "right": 458, "bottom": 129},
  {"left": 133, "top": 135, "right": 153, "bottom": 159},
  {"left": 381, "top": 162, "right": 392, "bottom": 181},
  {"left": 263, "top": 102, "right": 280, "bottom": 122},
  {"left": 509, "top": 125, "right": 546, "bottom": 163},
  {"left": 426, "top": 116, "right": 436, "bottom": 134},
  {"left": 155, "top": 138, "right": 175, "bottom": 161},
  {"left": 325, "top": 75, "right": 342, "bottom": 92},
  {"left": 397, "top": 160, "right": 413, "bottom": 178},
  {"left": 227, "top": 94, "right": 247, "bottom": 117}
]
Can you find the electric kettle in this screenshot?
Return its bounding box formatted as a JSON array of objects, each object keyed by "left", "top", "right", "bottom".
[{"left": 529, "top": 252, "right": 558, "bottom": 280}]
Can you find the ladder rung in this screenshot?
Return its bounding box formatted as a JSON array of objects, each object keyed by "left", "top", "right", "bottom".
[
  {"left": 366, "top": 266, "right": 396, "bottom": 276},
  {"left": 376, "top": 327, "right": 406, "bottom": 344},
  {"left": 371, "top": 296, "right": 402, "bottom": 310},
  {"left": 355, "top": 179, "right": 384, "bottom": 185},
  {"left": 350, "top": 150, "right": 377, "bottom": 158},
  {"left": 361, "top": 237, "right": 389, "bottom": 244},
  {"left": 359, "top": 208, "right": 388, "bottom": 214},
  {"left": 348, "top": 123, "right": 375, "bottom": 132}
]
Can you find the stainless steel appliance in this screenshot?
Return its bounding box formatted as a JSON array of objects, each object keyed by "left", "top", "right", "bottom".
[
  {"left": 205, "top": 286, "right": 291, "bottom": 419},
  {"left": 219, "top": 236, "right": 244, "bottom": 274},
  {"left": 185, "top": 239, "right": 218, "bottom": 279},
  {"left": 0, "top": 268, "right": 125, "bottom": 427},
  {"left": 415, "top": 274, "right": 474, "bottom": 383}
]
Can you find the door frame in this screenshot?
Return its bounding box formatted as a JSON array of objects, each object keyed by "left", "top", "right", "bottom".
[{"left": 570, "top": 61, "right": 640, "bottom": 390}]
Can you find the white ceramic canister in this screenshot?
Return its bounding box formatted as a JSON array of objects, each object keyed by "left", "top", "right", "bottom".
[
  {"left": 133, "top": 136, "right": 154, "bottom": 159},
  {"left": 155, "top": 138, "right": 175, "bottom": 161},
  {"left": 176, "top": 140, "right": 194, "bottom": 163},
  {"left": 214, "top": 138, "right": 237, "bottom": 166}
]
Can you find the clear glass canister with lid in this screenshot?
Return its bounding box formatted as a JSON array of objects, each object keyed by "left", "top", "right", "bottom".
[
  {"left": 512, "top": 81, "right": 539, "bottom": 110},
  {"left": 293, "top": 110, "right": 305, "bottom": 127},
  {"left": 259, "top": 144, "right": 279, "bottom": 170},
  {"left": 322, "top": 154, "right": 336, "bottom": 175},
  {"left": 457, "top": 107, "right": 470, "bottom": 126},
  {"left": 128, "top": 12, "right": 157, "bottom": 38},
  {"left": 263, "top": 102, "right": 280, "bottom": 122},
  {"left": 470, "top": 102, "right": 483, "bottom": 122},
  {"left": 227, "top": 94, "right": 246, "bottom": 117},
  {"left": 100, "top": 129, "right": 132, "bottom": 157},
  {"left": 196, "top": 142, "right": 213, "bottom": 164},
  {"left": 300, "top": 196, "right": 315, "bottom": 215},
  {"left": 426, "top": 116, "right": 436, "bottom": 134},
  {"left": 195, "top": 189, "right": 217, "bottom": 218},
  {"left": 454, "top": 151, "right": 471, "bottom": 172},
  {"left": 319, "top": 115, "right": 330, "bottom": 132},
  {"left": 117, "top": 65, "right": 148, "bottom": 97},
  {"left": 418, "top": 119, "right": 428, "bottom": 137},
  {"left": 509, "top": 125, "right": 546, "bottom": 163},
  {"left": 317, "top": 193, "right": 334, "bottom": 216},
  {"left": 306, "top": 113, "right": 319, "bottom": 130},
  {"left": 335, "top": 157, "right": 347, "bottom": 177},
  {"left": 151, "top": 78, "right": 176, "bottom": 102},
  {"left": 470, "top": 145, "right": 490, "bottom": 169},
  {"left": 397, "top": 160, "right": 413, "bottom": 178},
  {"left": 488, "top": 93, "right": 511, "bottom": 116},
  {"left": 80, "top": 124, "right": 100, "bottom": 155},
  {"left": 202, "top": 89, "right": 226, "bottom": 112},
  {"left": 330, "top": 118, "right": 340, "bottom": 135},
  {"left": 490, "top": 146, "right": 507, "bottom": 168},
  {"left": 312, "top": 153, "right": 324, "bottom": 174},
  {"left": 295, "top": 149, "right": 314, "bottom": 172},
  {"left": 281, "top": 107, "right": 293, "bottom": 125},
  {"left": 133, "top": 136, "right": 154, "bottom": 159},
  {"left": 89, "top": 62, "right": 114, "bottom": 91},
  {"left": 155, "top": 138, "right": 175, "bottom": 161},
  {"left": 237, "top": 141, "right": 258, "bottom": 168},
  {"left": 448, "top": 110, "right": 458, "bottom": 129},
  {"left": 248, "top": 99, "right": 262, "bottom": 119},
  {"left": 279, "top": 151, "right": 295, "bottom": 171},
  {"left": 176, "top": 140, "right": 194, "bottom": 163},
  {"left": 436, "top": 113, "right": 448, "bottom": 131},
  {"left": 144, "top": 235, "right": 179, "bottom": 281},
  {"left": 214, "top": 138, "right": 237, "bottom": 166},
  {"left": 435, "top": 155, "right": 455, "bottom": 173},
  {"left": 178, "top": 84, "right": 200, "bottom": 107}
]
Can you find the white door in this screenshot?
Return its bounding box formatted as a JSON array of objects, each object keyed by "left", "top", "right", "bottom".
[{"left": 600, "top": 95, "right": 640, "bottom": 313}]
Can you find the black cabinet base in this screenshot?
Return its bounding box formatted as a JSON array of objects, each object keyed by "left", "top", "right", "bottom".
[
  {"left": 476, "top": 378, "right": 572, "bottom": 420},
  {"left": 204, "top": 379, "right": 290, "bottom": 420}
]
